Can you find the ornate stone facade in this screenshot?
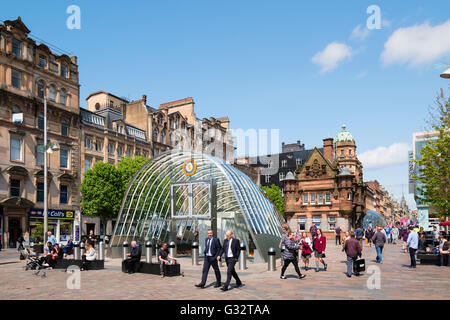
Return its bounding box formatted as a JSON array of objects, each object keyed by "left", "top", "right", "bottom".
[{"left": 282, "top": 126, "right": 366, "bottom": 239}]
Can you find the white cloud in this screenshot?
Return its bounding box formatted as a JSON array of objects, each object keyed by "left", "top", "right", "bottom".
[
  {"left": 381, "top": 19, "right": 450, "bottom": 66},
  {"left": 358, "top": 142, "right": 410, "bottom": 169},
  {"left": 311, "top": 42, "right": 353, "bottom": 74},
  {"left": 350, "top": 24, "right": 370, "bottom": 41}
]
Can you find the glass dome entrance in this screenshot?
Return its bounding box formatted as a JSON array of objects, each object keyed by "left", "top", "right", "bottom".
[{"left": 110, "top": 150, "right": 283, "bottom": 261}]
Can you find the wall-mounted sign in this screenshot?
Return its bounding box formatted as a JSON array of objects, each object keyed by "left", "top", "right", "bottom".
[
  {"left": 182, "top": 159, "right": 197, "bottom": 176},
  {"left": 29, "top": 208, "right": 75, "bottom": 220}
]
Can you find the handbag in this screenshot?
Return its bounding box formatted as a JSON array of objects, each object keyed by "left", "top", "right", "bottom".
[
  {"left": 355, "top": 258, "right": 365, "bottom": 272},
  {"left": 321, "top": 253, "right": 326, "bottom": 258}
]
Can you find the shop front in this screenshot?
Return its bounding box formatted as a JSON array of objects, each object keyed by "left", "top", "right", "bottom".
[{"left": 28, "top": 208, "right": 75, "bottom": 245}]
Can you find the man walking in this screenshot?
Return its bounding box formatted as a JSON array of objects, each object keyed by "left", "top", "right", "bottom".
[
  {"left": 343, "top": 231, "right": 362, "bottom": 278},
  {"left": 47, "top": 231, "right": 56, "bottom": 246},
  {"left": 218, "top": 230, "right": 242, "bottom": 291},
  {"left": 355, "top": 226, "right": 364, "bottom": 249},
  {"left": 124, "top": 241, "right": 141, "bottom": 274},
  {"left": 406, "top": 226, "right": 419, "bottom": 268},
  {"left": 195, "top": 229, "right": 222, "bottom": 288},
  {"left": 372, "top": 226, "right": 386, "bottom": 264},
  {"left": 335, "top": 226, "right": 342, "bottom": 245}
]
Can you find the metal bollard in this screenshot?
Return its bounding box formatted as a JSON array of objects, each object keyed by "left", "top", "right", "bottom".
[
  {"left": 145, "top": 241, "right": 152, "bottom": 263},
  {"left": 239, "top": 242, "right": 247, "bottom": 270},
  {"left": 192, "top": 242, "right": 199, "bottom": 265},
  {"left": 98, "top": 241, "right": 105, "bottom": 261},
  {"left": 280, "top": 244, "right": 285, "bottom": 267},
  {"left": 268, "top": 247, "right": 276, "bottom": 271},
  {"left": 80, "top": 241, "right": 85, "bottom": 257},
  {"left": 154, "top": 243, "right": 160, "bottom": 261},
  {"left": 73, "top": 242, "right": 80, "bottom": 260},
  {"left": 122, "top": 241, "right": 129, "bottom": 260},
  {"left": 169, "top": 241, "right": 176, "bottom": 259}
]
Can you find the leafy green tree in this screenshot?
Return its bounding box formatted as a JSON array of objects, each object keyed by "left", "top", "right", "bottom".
[
  {"left": 261, "top": 184, "right": 285, "bottom": 217},
  {"left": 80, "top": 162, "right": 124, "bottom": 230},
  {"left": 412, "top": 94, "right": 449, "bottom": 217},
  {"left": 117, "top": 156, "right": 149, "bottom": 189}
]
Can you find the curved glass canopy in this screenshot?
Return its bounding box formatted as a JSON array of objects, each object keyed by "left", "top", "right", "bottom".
[
  {"left": 111, "top": 150, "right": 283, "bottom": 261},
  {"left": 363, "top": 210, "right": 387, "bottom": 230}
]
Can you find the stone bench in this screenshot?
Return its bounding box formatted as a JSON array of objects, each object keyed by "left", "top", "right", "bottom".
[
  {"left": 417, "top": 253, "right": 440, "bottom": 265},
  {"left": 54, "top": 259, "right": 105, "bottom": 270},
  {"left": 121, "top": 260, "right": 181, "bottom": 277}
]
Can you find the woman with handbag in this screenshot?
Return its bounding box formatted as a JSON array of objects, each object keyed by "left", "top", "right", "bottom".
[
  {"left": 280, "top": 232, "right": 306, "bottom": 280},
  {"left": 313, "top": 229, "right": 327, "bottom": 272},
  {"left": 300, "top": 232, "right": 312, "bottom": 271}
]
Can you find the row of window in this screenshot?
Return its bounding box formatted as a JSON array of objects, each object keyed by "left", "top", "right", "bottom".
[
  {"left": 297, "top": 216, "right": 337, "bottom": 231},
  {"left": 302, "top": 192, "right": 332, "bottom": 205},
  {"left": 11, "top": 137, "right": 70, "bottom": 168},
  {"left": 10, "top": 70, "right": 69, "bottom": 106},
  {"left": 12, "top": 106, "right": 69, "bottom": 136},
  {"left": 11, "top": 38, "right": 70, "bottom": 79},
  {"left": 84, "top": 136, "right": 149, "bottom": 158},
  {"left": 10, "top": 179, "right": 69, "bottom": 204}
]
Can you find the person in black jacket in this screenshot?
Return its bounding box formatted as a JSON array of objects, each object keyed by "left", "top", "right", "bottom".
[
  {"left": 124, "top": 241, "right": 141, "bottom": 274},
  {"left": 218, "top": 230, "right": 242, "bottom": 291},
  {"left": 195, "top": 229, "right": 222, "bottom": 288}
]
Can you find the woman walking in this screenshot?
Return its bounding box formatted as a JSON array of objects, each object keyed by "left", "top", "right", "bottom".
[
  {"left": 280, "top": 232, "right": 306, "bottom": 280},
  {"left": 365, "top": 226, "right": 374, "bottom": 247},
  {"left": 313, "top": 229, "right": 327, "bottom": 272},
  {"left": 300, "top": 232, "right": 312, "bottom": 271}
]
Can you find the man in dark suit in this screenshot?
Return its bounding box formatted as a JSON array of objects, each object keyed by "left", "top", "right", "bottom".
[
  {"left": 195, "top": 229, "right": 222, "bottom": 288},
  {"left": 218, "top": 230, "right": 242, "bottom": 291},
  {"left": 124, "top": 241, "right": 141, "bottom": 274}
]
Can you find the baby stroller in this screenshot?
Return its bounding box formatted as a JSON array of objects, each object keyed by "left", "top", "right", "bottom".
[{"left": 23, "top": 249, "right": 43, "bottom": 271}]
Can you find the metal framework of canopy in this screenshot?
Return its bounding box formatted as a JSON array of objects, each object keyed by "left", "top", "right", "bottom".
[{"left": 110, "top": 150, "right": 283, "bottom": 261}]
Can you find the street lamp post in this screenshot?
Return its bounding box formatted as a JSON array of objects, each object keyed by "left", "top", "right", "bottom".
[
  {"left": 43, "top": 96, "right": 59, "bottom": 244},
  {"left": 440, "top": 67, "right": 450, "bottom": 79}
]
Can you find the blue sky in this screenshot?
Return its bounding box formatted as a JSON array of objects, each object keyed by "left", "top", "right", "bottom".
[{"left": 2, "top": 0, "right": 450, "bottom": 209}]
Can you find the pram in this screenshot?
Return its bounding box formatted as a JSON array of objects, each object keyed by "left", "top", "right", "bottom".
[{"left": 22, "top": 249, "right": 44, "bottom": 271}]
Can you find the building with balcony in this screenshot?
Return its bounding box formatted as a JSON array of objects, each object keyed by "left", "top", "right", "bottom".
[{"left": 0, "top": 17, "right": 80, "bottom": 248}]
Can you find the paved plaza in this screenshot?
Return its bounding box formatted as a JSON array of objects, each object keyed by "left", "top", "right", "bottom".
[{"left": 0, "top": 242, "right": 449, "bottom": 300}]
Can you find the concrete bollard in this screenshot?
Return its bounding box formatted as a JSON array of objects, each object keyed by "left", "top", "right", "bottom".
[
  {"left": 268, "top": 247, "right": 276, "bottom": 271},
  {"left": 239, "top": 242, "right": 247, "bottom": 270},
  {"left": 73, "top": 242, "right": 80, "bottom": 260},
  {"left": 98, "top": 241, "right": 105, "bottom": 260},
  {"left": 169, "top": 241, "right": 176, "bottom": 259},
  {"left": 192, "top": 242, "right": 199, "bottom": 265},
  {"left": 122, "top": 241, "right": 129, "bottom": 260},
  {"left": 146, "top": 241, "right": 152, "bottom": 263},
  {"left": 80, "top": 241, "right": 85, "bottom": 257}
]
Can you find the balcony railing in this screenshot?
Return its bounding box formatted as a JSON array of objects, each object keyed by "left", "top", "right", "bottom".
[{"left": 81, "top": 110, "right": 105, "bottom": 126}]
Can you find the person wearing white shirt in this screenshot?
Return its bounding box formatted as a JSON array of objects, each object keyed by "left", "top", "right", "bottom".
[{"left": 218, "top": 230, "right": 242, "bottom": 291}]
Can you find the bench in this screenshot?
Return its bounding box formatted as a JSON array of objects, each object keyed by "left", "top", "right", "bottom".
[
  {"left": 121, "top": 260, "right": 181, "bottom": 277},
  {"left": 54, "top": 259, "right": 105, "bottom": 270},
  {"left": 417, "top": 253, "right": 440, "bottom": 265}
]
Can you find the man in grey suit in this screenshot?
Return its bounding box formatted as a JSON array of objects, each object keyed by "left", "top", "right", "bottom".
[{"left": 195, "top": 229, "right": 222, "bottom": 288}]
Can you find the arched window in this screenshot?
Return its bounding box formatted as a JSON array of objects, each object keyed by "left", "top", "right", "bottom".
[
  {"left": 37, "top": 80, "right": 45, "bottom": 99},
  {"left": 160, "top": 131, "right": 165, "bottom": 144},
  {"left": 49, "top": 85, "right": 56, "bottom": 101},
  {"left": 60, "top": 89, "right": 67, "bottom": 105},
  {"left": 95, "top": 103, "right": 100, "bottom": 111},
  {"left": 153, "top": 129, "right": 158, "bottom": 141}
]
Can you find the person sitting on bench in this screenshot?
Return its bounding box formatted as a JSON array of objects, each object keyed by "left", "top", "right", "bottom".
[
  {"left": 158, "top": 243, "right": 177, "bottom": 277},
  {"left": 439, "top": 238, "right": 450, "bottom": 267},
  {"left": 81, "top": 241, "right": 96, "bottom": 271},
  {"left": 124, "top": 241, "right": 141, "bottom": 274}
]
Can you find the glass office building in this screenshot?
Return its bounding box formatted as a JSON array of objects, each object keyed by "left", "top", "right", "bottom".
[{"left": 111, "top": 150, "right": 283, "bottom": 261}]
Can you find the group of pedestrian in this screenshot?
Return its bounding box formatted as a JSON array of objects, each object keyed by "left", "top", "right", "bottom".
[{"left": 195, "top": 229, "right": 243, "bottom": 291}]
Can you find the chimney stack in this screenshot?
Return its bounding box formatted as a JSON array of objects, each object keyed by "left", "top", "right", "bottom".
[{"left": 323, "top": 138, "right": 334, "bottom": 163}]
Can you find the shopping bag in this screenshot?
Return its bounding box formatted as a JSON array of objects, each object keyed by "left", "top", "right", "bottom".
[{"left": 355, "top": 259, "right": 365, "bottom": 272}]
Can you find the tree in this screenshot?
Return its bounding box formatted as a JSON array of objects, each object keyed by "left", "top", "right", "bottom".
[
  {"left": 80, "top": 162, "right": 124, "bottom": 231},
  {"left": 261, "top": 184, "right": 285, "bottom": 217},
  {"left": 80, "top": 157, "right": 151, "bottom": 234},
  {"left": 412, "top": 92, "right": 450, "bottom": 217}
]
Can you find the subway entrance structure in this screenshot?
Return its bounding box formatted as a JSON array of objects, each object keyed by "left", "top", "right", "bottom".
[{"left": 110, "top": 150, "right": 284, "bottom": 261}]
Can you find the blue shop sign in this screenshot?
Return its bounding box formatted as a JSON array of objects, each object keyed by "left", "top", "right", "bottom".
[{"left": 29, "top": 208, "right": 75, "bottom": 220}]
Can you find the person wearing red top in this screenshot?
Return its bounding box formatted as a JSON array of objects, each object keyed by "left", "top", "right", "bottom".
[
  {"left": 300, "top": 232, "right": 312, "bottom": 271},
  {"left": 313, "top": 229, "right": 327, "bottom": 272}
]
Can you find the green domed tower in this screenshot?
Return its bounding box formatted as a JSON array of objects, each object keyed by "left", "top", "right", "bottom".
[{"left": 334, "top": 125, "right": 362, "bottom": 183}]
